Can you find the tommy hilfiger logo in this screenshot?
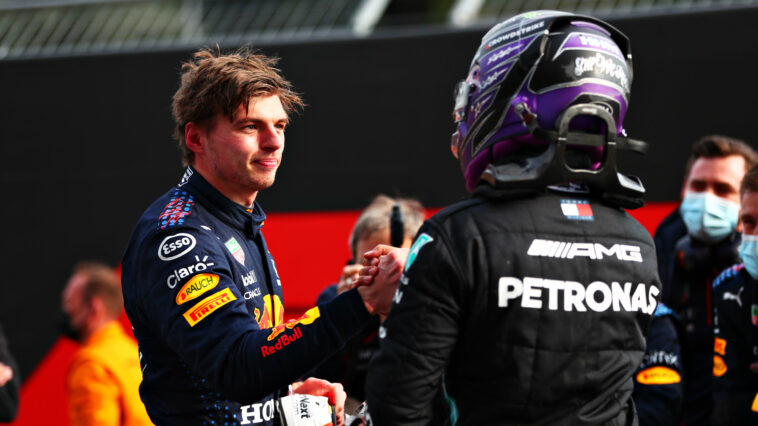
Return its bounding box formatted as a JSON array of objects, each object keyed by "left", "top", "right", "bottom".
[{"left": 560, "top": 199, "right": 594, "bottom": 221}]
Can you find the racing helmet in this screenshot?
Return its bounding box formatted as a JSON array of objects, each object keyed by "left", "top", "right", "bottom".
[{"left": 451, "top": 10, "right": 647, "bottom": 203}]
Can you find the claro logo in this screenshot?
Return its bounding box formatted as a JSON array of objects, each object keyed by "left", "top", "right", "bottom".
[{"left": 158, "top": 233, "right": 197, "bottom": 261}]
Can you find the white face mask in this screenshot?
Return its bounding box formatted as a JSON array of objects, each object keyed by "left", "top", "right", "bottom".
[{"left": 680, "top": 191, "right": 740, "bottom": 243}]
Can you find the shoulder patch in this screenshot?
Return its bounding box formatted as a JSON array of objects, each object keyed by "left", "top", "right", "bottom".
[
  {"left": 405, "top": 233, "right": 434, "bottom": 272},
  {"left": 183, "top": 288, "right": 236, "bottom": 327},
  {"left": 158, "top": 232, "right": 197, "bottom": 261},
  {"left": 158, "top": 190, "right": 196, "bottom": 230},
  {"left": 176, "top": 273, "right": 219, "bottom": 305},
  {"left": 636, "top": 366, "right": 681, "bottom": 385},
  {"left": 713, "top": 263, "right": 745, "bottom": 288}
]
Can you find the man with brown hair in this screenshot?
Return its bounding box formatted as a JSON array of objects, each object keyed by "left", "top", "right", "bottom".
[
  {"left": 653, "top": 135, "right": 758, "bottom": 424},
  {"left": 61, "top": 262, "right": 151, "bottom": 426},
  {"left": 121, "top": 48, "right": 396, "bottom": 426}
]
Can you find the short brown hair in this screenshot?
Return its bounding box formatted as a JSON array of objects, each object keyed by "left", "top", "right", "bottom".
[
  {"left": 350, "top": 195, "right": 425, "bottom": 258},
  {"left": 74, "top": 262, "right": 124, "bottom": 320},
  {"left": 741, "top": 164, "right": 758, "bottom": 198},
  {"left": 172, "top": 47, "right": 304, "bottom": 165},
  {"left": 684, "top": 135, "right": 758, "bottom": 180}
]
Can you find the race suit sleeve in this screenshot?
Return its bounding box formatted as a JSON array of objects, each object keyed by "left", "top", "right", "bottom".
[
  {"left": 632, "top": 314, "right": 684, "bottom": 426},
  {"left": 0, "top": 323, "right": 19, "bottom": 422},
  {"left": 131, "top": 226, "right": 373, "bottom": 403},
  {"left": 366, "top": 224, "right": 464, "bottom": 425},
  {"left": 67, "top": 356, "right": 122, "bottom": 426}
]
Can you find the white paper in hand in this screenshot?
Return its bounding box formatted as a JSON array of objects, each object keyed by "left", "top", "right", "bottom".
[{"left": 278, "top": 393, "right": 334, "bottom": 426}]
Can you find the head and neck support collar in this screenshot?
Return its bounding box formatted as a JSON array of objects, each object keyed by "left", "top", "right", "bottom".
[{"left": 477, "top": 103, "right": 649, "bottom": 209}]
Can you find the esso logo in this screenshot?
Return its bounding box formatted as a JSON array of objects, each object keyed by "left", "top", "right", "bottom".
[{"left": 158, "top": 233, "right": 197, "bottom": 261}]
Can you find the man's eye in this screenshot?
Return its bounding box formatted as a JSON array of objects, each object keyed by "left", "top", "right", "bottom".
[
  {"left": 245, "top": 124, "right": 257, "bottom": 130},
  {"left": 714, "top": 183, "right": 735, "bottom": 197}
]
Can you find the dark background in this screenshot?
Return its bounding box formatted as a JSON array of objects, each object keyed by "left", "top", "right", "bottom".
[{"left": 2, "top": 6, "right": 757, "bottom": 378}]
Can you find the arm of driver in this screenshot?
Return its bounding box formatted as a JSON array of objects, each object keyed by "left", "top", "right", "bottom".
[{"left": 365, "top": 228, "right": 463, "bottom": 424}]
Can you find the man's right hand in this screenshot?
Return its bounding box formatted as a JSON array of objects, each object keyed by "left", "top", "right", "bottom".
[{"left": 354, "top": 244, "right": 408, "bottom": 321}]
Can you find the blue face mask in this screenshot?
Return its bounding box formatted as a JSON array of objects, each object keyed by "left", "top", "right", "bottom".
[
  {"left": 680, "top": 191, "right": 740, "bottom": 243},
  {"left": 739, "top": 234, "right": 758, "bottom": 280}
]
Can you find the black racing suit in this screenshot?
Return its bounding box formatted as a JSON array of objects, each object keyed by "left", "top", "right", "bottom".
[
  {"left": 366, "top": 189, "right": 661, "bottom": 425},
  {"left": 711, "top": 263, "right": 758, "bottom": 425},
  {"left": 122, "top": 167, "right": 373, "bottom": 426},
  {"left": 654, "top": 209, "right": 741, "bottom": 425}
]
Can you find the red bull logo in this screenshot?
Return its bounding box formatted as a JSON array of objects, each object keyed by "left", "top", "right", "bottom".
[
  {"left": 256, "top": 294, "right": 284, "bottom": 329},
  {"left": 266, "top": 307, "right": 320, "bottom": 341},
  {"left": 261, "top": 327, "right": 303, "bottom": 357}
]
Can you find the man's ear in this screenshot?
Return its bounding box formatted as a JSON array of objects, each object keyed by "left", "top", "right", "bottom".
[{"left": 185, "top": 122, "right": 205, "bottom": 154}]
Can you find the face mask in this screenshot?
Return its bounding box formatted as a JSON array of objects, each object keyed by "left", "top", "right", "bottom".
[
  {"left": 740, "top": 234, "right": 758, "bottom": 280},
  {"left": 58, "top": 311, "right": 82, "bottom": 341},
  {"left": 680, "top": 191, "right": 739, "bottom": 243}
]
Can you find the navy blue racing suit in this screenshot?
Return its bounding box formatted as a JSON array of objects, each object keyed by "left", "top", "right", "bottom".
[
  {"left": 632, "top": 303, "right": 685, "bottom": 425},
  {"left": 711, "top": 263, "right": 758, "bottom": 426},
  {"left": 654, "top": 209, "right": 741, "bottom": 425},
  {"left": 122, "top": 167, "right": 373, "bottom": 425}
]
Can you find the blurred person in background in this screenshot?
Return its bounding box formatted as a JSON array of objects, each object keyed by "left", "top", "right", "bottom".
[
  {"left": 359, "top": 10, "right": 660, "bottom": 424},
  {"left": 654, "top": 135, "right": 758, "bottom": 425},
  {"left": 0, "top": 322, "right": 19, "bottom": 422},
  {"left": 60, "top": 261, "right": 151, "bottom": 426},
  {"left": 710, "top": 164, "right": 758, "bottom": 425},
  {"left": 311, "top": 194, "right": 424, "bottom": 411}
]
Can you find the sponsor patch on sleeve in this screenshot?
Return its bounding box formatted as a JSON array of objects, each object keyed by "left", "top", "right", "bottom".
[
  {"left": 714, "top": 337, "right": 727, "bottom": 356},
  {"left": 176, "top": 273, "right": 219, "bottom": 305},
  {"left": 713, "top": 355, "right": 727, "bottom": 377},
  {"left": 636, "top": 366, "right": 681, "bottom": 385},
  {"left": 183, "top": 288, "right": 236, "bottom": 327}
]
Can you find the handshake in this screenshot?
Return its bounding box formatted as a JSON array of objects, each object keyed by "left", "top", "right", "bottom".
[{"left": 343, "top": 245, "right": 410, "bottom": 322}]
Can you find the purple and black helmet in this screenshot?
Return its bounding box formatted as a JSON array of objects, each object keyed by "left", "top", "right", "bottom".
[{"left": 452, "top": 10, "right": 643, "bottom": 195}]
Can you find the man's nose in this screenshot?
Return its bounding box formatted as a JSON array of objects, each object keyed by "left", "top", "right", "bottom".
[{"left": 260, "top": 124, "right": 284, "bottom": 149}]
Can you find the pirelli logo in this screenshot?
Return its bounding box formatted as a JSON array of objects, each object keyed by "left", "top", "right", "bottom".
[
  {"left": 183, "top": 288, "right": 236, "bottom": 327},
  {"left": 636, "top": 366, "right": 681, "bottom": 385}
]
